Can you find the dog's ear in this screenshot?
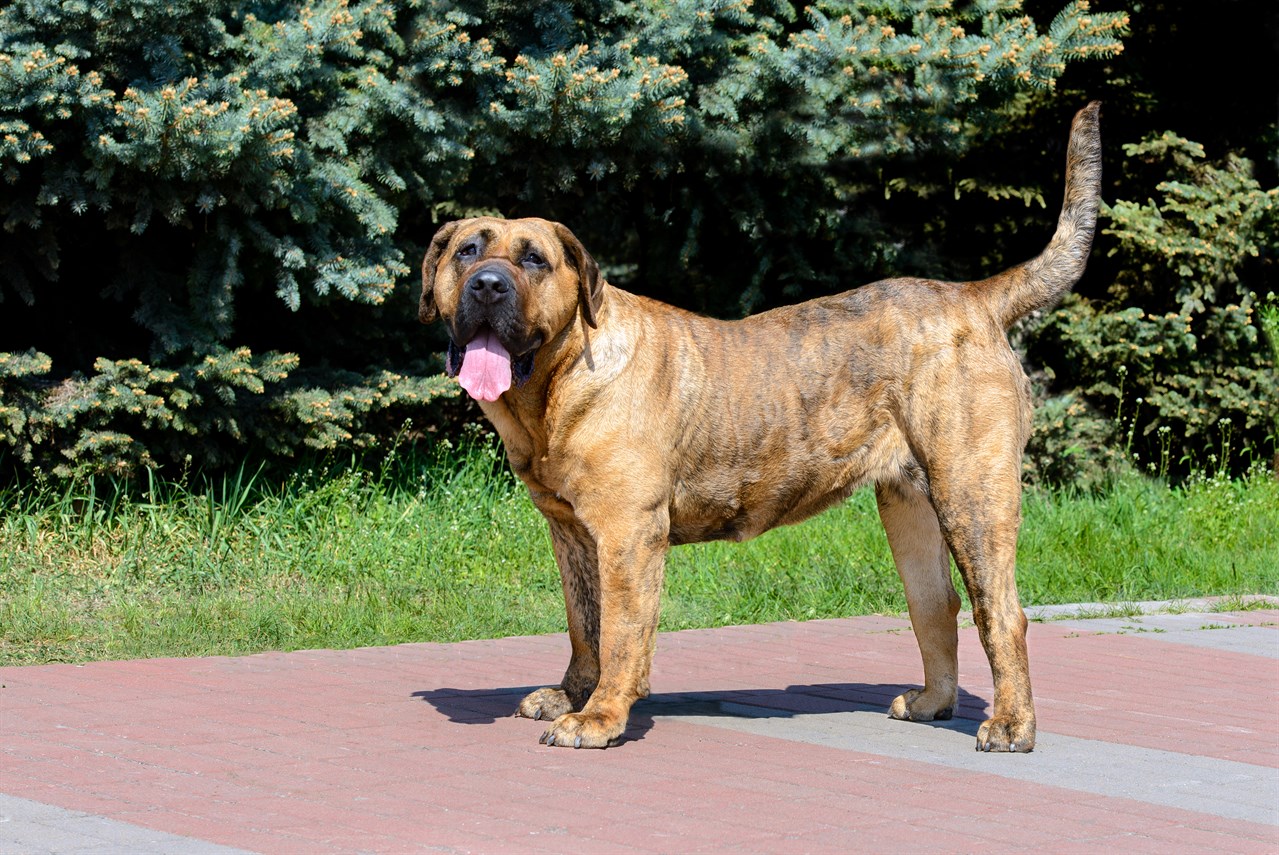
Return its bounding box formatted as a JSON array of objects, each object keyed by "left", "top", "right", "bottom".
[
  {"left": 555, "top": 222, "right": 603, "bottom": 329},
  {"left": 419, "top": 220, "right": 460, "bottom": 324}
]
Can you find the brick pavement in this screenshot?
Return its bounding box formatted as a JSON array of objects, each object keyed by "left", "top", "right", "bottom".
[{"left": 2, "top": 601, "right": 1277, "bottom": 853}]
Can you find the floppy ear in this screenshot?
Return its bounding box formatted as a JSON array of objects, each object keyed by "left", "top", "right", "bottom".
[
  {"left": 419, "top": 220, "right": 460, "bottom": 324},
  {"left": 554, "top": 222, "right": 603, "bottom": 329}
]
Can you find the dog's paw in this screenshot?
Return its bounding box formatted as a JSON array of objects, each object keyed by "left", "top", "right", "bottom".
[
  {"left": 889, "top": 687, "right": 955, "bottom": 722},
  {"left": 538, "top": 711, "right": 624, "bottom": 749},
  {"left": 516, "top": 687, "right": 574, "bottom": 722},
  {"left": 975, "top": 714, "right": 1035, "bottom": 752}
]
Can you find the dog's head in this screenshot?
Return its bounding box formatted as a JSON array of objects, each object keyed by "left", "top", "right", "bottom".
[{"left": 419, "top": 217, "right": 603, "bottom": 402}]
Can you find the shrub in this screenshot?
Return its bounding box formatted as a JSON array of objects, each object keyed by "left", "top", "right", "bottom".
[{"left": 1027, "top": 132, "right": 1278, "bottom": 486}]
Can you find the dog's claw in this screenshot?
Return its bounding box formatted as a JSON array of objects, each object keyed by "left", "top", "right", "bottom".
[
  {"left": 574, "top": 736, "right": 583, "bottom": 749},
  {"left": 532, "top": 709, "right": 542, "bottom": 721}
]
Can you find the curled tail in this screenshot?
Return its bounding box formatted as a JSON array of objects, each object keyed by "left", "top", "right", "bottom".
[{"left": 985, "top": 101, "right": 1103, "bottom": 328}]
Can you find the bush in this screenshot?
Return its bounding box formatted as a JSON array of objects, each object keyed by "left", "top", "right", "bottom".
[{"left": 1026, "top": 132, "right": 1278, "bottom": 486}]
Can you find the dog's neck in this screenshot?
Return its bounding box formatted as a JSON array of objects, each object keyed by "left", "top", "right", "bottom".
[
  {"left": 474, "top": 309, "right": 590, "bottom": 466},
  {"left": 475, "top": 285, "right": 634, "bottom": 502}
]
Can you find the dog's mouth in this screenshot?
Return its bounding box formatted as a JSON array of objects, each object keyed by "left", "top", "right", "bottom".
[{"left": 446, "top": 327, "right": 536, "bottom": 402}]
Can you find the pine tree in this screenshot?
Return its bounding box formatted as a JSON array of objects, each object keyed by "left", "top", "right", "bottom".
[{"left": 0, "top": 0, "right": 1128, "bottom": 477}]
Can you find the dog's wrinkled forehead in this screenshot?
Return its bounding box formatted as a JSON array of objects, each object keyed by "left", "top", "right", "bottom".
[{"left": 452, "top": 217, "right": 564, "bottom": 265}]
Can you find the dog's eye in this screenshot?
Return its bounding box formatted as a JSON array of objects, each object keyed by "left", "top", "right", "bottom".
[
  {"left": 521, "top": 251, "right": 546, "bottom": 268},
  {"left": 457, "top": 243, "right": 478, "bottom": 259}
]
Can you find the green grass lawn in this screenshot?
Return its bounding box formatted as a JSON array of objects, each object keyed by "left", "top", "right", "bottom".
[{"left": 2, "top": 440, "right": 1276, "bottom": 665}]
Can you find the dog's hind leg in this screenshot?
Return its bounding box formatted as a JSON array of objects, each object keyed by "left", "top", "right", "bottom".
[
  {"left": 876, "top": 480, "right": 961, "bottom": 723},
  {"left": 930, "top": 454, "right": 1035, "bottom": 753}
]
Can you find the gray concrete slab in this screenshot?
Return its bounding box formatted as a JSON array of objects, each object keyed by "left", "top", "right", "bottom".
[
  {"left": 649, "top": 699, "right": 1279, "bottom": 825},
  {"left": 0, "top": 794, "right": 254, "bottom": 855},
  {"left": 1050, "top": 612, "right": 1279, "bottom": 657}
]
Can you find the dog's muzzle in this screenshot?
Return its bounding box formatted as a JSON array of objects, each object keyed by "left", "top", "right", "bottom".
[{"left": 447, "top": 265, "right": 536, "bottom": 402}]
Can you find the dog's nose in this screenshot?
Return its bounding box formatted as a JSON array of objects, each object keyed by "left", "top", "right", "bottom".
[{"left": 468, "top": 270, "right": 511, "bottom": 304}]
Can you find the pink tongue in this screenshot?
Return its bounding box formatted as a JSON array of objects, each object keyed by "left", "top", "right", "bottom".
[{"left": 458, "top": 329, "right": 512, "bottom": 402}]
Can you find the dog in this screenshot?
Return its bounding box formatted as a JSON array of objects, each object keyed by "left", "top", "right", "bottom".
[{"left": 419, "top": 102, "right": 1102, "bottom": 752}]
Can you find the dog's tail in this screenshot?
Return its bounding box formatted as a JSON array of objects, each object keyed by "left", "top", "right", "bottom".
[{"left": 980, "top": 101, "right": 1102, "bottom": 328}]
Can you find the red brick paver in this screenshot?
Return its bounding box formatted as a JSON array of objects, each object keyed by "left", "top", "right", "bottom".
[{"left": 2, "top": 608, "right": 1277, "bottom": 853}]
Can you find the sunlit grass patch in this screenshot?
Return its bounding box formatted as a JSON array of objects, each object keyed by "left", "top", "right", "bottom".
[{"left": 2, "top": 441, "right": 1275, "bottom": 665}]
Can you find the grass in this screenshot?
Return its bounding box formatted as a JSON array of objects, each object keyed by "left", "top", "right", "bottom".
[{"left": 1, "top": 437, "right": 1276, "bottom": 665}]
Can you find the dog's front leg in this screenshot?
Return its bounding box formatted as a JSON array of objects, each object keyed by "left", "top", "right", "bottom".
[
  {"left": 517, "top": 518, "right": 601, "bottom": 722},
  {"left": 537, "top": 508, "right": 669, "bottom": 749}
]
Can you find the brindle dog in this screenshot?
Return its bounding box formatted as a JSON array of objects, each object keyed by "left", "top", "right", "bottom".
[{"left": 420, "top": 102, "right": 1102, "bottom": 751}]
